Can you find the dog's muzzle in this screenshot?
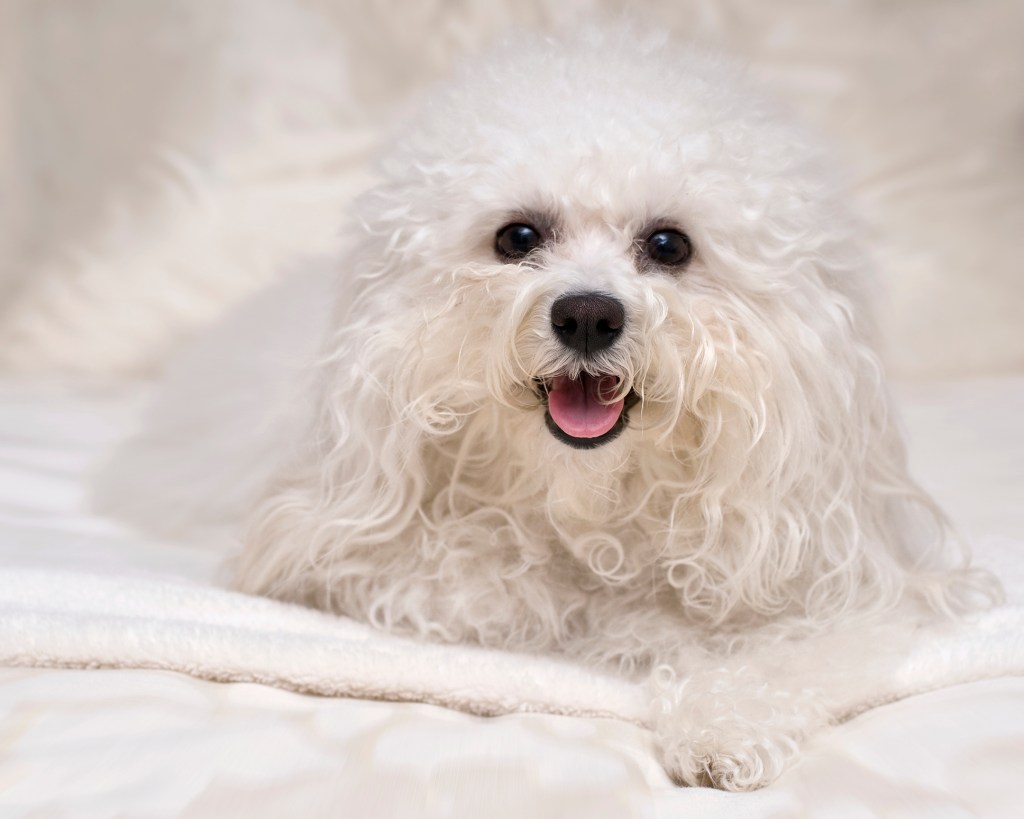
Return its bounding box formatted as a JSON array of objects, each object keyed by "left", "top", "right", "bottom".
[{"left": 540, "top": 292, "right": 637, "bottom": 449}]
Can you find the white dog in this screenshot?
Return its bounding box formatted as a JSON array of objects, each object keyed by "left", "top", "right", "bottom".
[{"left": 97, "top": 26, "right": 997, "bottom": 789}]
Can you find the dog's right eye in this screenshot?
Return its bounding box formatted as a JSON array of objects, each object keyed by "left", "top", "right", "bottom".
[
  {"left": 644, "top": 229, "right": 693, "bottom": 268},
  {"left": 495, "top": 223, "right": 543, "bottom": 260}
]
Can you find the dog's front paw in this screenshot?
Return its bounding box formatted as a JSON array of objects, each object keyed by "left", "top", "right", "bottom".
[
  {"left": 651, "top": 665, "right": 829, "bottom": 791},
  {"left": 657, "top": 725, "right": 796, "bottom": 791}
]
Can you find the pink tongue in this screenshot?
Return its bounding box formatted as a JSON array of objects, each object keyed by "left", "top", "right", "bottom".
[{"left": 547, "top": 374, "right": 624, "bottom": 439}]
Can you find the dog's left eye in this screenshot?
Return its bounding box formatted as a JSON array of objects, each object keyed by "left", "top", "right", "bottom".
[
  {"left": 495, "top": 223, "right": 543, "bottom": 260},
  {"left": 644, "top": 229, "right": 693, "bottom": 267}
]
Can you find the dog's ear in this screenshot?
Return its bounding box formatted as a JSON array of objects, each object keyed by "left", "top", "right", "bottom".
[
  {"left": 234, "top": 291, "right": 431, "bottom": 611},
  {"left": 657, "top": 250, "right": 993, "bottom": 627}
]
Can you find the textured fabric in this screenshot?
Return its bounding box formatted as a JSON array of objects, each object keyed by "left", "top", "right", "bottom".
[{"left": 2, "top": 544, "right": 1024, "bottom": 730}]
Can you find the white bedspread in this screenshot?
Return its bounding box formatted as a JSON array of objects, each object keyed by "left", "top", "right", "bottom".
[{"left": 1, "top": 377, "right": 1022, "bottom": 817}]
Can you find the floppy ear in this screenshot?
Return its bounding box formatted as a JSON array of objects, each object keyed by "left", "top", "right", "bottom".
[
  {"left": 234, "top": 275, "right": 432, "bottom": 610},
  {"left": 658, "top": 239, "right": 993, "bottom": 627}
]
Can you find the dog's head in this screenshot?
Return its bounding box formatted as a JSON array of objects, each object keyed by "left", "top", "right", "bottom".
[{"left": 345, "top": 29, "right": 871, "bottom": 468}]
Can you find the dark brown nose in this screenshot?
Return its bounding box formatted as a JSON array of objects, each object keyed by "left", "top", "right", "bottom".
[{"left": 550, "top": 292, "right": 625, "bottom": 356}]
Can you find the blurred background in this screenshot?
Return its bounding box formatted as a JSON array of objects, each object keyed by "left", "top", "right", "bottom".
[{"left": 1, "top": 0, "right": 1022, "bottom": 379}]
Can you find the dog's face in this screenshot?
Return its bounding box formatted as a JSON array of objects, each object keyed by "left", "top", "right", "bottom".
[
  {"left": 350, "top": 33, "right": 868, "bottom": 481},
  {"left": 480, "top": 174, "right": 702, "bottom": 453}
]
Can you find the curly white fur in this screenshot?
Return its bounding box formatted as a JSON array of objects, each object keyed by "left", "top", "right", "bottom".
[{"left": 96, "top": 25, "right": 999, "bottom": 789}]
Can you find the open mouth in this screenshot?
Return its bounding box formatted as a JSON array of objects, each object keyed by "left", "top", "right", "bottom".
[{"left": 539, "top": 373, "right": 639, "bottom": 449}]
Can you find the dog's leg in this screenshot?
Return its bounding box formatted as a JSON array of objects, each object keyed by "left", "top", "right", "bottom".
[
  {"left": 652, "top": 659, "right": 830, "bottom": 789},
  {"left": 649, "top": 616, "right": 914, "bottom": 790}
]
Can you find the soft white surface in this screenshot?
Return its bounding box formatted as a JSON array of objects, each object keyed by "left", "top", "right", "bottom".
[
  {"left": 0, "top": 377, "right": 1022, "bottom": 817},
  {"left": 2, "top": 669, "right": 1022, "bottom": 819}
]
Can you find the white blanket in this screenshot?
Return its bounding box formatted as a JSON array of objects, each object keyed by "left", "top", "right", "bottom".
[
  {"left": 4, "top": 546, "right": 1022, "bottom": 729},
  {"left": 1, "top": 378, "right": 1022, "bottom": 731}
]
